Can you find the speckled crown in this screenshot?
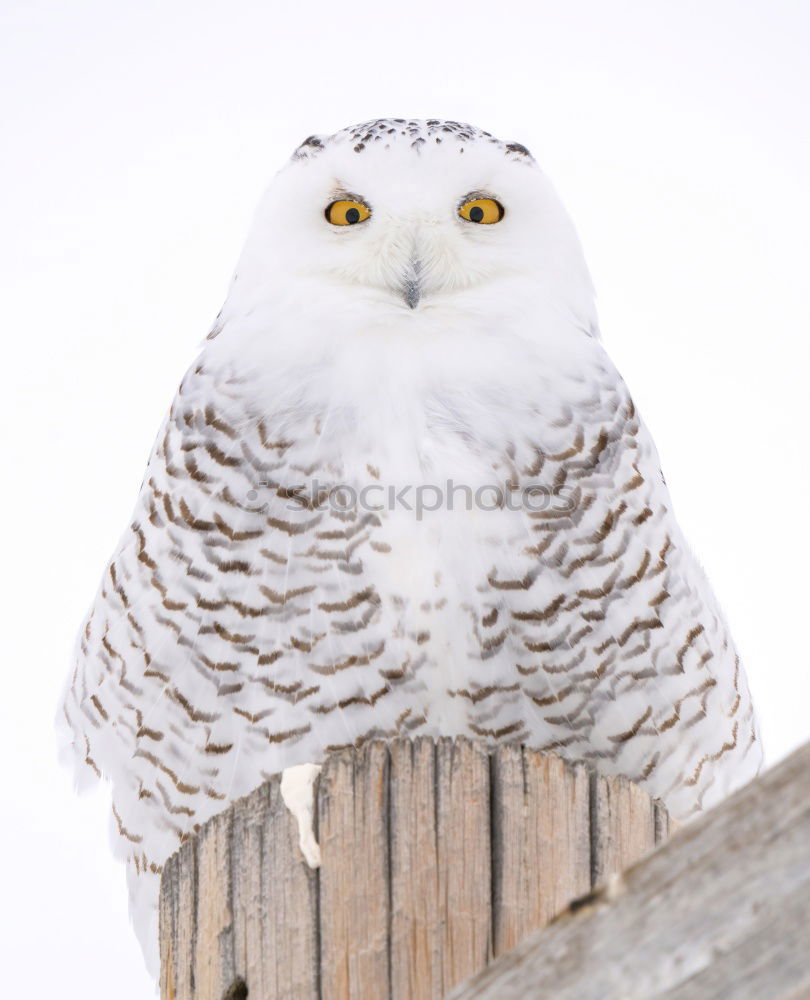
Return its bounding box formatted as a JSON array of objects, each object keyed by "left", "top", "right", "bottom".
[{"left": 292, "top": 118, "right": 534, "bottom": 161}]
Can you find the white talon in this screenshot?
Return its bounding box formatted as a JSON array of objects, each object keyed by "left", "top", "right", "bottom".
[{"left": 280, "top": 762, "right": 322, "bottom": 868}]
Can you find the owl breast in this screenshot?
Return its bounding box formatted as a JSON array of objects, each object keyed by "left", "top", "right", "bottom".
[{"left": 68, "top": 341, "right": 758, "bottom": 849}]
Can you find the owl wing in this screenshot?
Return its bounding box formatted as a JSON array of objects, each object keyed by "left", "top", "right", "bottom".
[
  {"left": 448, "top": 347, "right": 762, "bottom": 819},
  {"left": 59, "top": 359, "right": 430, "bottom": 867}
]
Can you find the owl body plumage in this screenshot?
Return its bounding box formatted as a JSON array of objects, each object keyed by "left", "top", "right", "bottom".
[{"left": 60, "top": 120, "right": 761, "bottom": 973}]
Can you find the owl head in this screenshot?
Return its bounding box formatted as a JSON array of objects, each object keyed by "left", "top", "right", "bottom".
[{"left": 219, "top": 119, "right": 596, "bottom": 343}]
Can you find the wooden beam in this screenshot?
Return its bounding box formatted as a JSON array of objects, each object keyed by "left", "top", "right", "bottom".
[
  {"left": 160, "top": 737, "right": 670, "bottom": 1000},
  {"left": 449, "top": 741, "right": 810, "bottom": 1000}
]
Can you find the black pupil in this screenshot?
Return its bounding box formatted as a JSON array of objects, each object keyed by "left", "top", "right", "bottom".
[
  {"left": 469, "top": 205, "right": 485, "bottom": 222},
  {"left": 345, "top": 206, "right": 361, "bottom": 224}
]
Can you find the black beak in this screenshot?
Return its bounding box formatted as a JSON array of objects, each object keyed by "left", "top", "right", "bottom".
[{"left": 402, "top": 258, "right": 422, "bottom": 309}]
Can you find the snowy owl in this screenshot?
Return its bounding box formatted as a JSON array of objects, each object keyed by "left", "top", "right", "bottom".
[{"left": 60, "top": 118, "right": 762, "bottom": 974}]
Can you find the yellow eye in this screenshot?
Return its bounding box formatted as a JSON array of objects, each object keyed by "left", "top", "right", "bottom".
[
  {"left": 325, "top": 199, "right": 371, "bottom": 226},
  {"left": 458, "top": 197, "right": 504, "bottom": 224}
]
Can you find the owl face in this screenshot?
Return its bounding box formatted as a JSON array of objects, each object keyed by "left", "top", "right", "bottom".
[{"left": 227, "top": 119, "right": 594, "bottom": 330}]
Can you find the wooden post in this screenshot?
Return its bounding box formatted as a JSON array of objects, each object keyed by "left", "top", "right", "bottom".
[
  {"left": 447, "top": 740, "right": 810, "bottom": 1000},
  {"left": 160, "top": 737, "right": 671, "bottom": 1000}
]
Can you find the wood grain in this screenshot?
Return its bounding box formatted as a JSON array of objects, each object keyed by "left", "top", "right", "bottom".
[
  {"left": 160, "top": 738, "right": 667, "bottom": 1000},
  {"left": 490, "top": 746, "right": 591, "bottom": 956},
  {"left": 448, "top": 741, "right": 810, "bottom": 1000},
  {"left": 232, "top": 781, "right": 319, "bottom": 999},
  {"left": 435, "top": 738, "right": 492, "bottom": 991},
  {"left": 318, "top": 743, "right": 390, "bottom": 1000},
  {"left": 590, "top": 771, "right": 657, "bottom": 887},
  {"left": 388, "top": 738, "right": 444, "bottom": 1000}
]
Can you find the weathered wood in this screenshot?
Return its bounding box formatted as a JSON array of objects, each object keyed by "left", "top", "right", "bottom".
[
  {"left": 193, "top": 810, "right": 234, "bottom": 996},
  {"left": 590, "top": 770, "right": 657, "bottom": 887},
  {"left": 490, "top": 746, "right": 591, "bottom": 956},
  {"left": 387, "top": 737, "right": 493, "bottom": 999},
  {"left": 448, "top": 741, "right": 810, "bottom": 1000},
  {"left": 160, "top": 737, "right": 668, "bottom": 1000},
  {"left": 434, "top": 738, "right": 492, "bottom": 988},
  {"left": 231, "top": 781, "right": 319, "bottom": 999},
  {"left": 318, "top": 742, "right": 390, "bottom": 1000},
  {"left": 388, "top": 738, "right": 443, "bottom": 998}
]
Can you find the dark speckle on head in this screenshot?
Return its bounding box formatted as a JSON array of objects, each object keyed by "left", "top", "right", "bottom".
[
  {"left": 290, "top": 119, "right": 536, "bottom": 164},
  {"left": 292, "top": 134, "right": 325, "bottom": 160},
  {"left": 505, "top": 142, "right": 532, "bottom": 158}
]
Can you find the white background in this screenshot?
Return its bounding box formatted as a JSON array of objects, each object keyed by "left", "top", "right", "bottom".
[{"left": 1, "top": 1, "right": 808, "bottom": 995}]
